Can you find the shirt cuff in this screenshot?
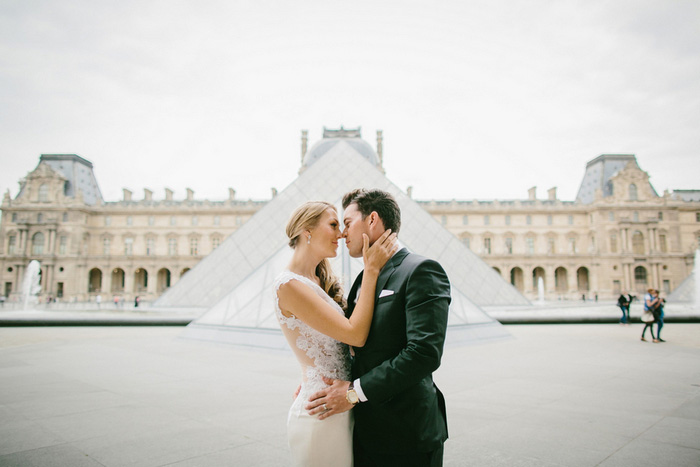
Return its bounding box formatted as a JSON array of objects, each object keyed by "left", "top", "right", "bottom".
[{"left": 353, "top": 378, "right": 368, "bottom": 402}]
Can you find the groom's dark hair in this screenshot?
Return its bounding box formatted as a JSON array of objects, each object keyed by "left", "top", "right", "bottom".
[{"left": 342, "top": 189, "right": 401, "bottom": 234}]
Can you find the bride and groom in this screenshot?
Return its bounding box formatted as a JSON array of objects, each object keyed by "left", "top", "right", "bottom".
[{"left": 274, "top": 188, "right": 451, "bottom": 466}]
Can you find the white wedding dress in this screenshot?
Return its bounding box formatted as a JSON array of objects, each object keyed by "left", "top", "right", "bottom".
[{"left": 274, "top": 271, "right": 354, "bottom": 467}]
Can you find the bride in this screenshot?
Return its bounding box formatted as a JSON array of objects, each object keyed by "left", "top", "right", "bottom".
[{"left": 274, "top": 201, "right": 397, "bottom": 466}]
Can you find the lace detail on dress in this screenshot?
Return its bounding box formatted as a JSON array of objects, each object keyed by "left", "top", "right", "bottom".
[{"left": 274, "top": 271, "right": 351, "bottom": 397}]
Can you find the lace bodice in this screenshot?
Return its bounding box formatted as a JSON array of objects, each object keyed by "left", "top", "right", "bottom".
[{"left": 274, "top": 270, "right": 351, "bottom": 397}]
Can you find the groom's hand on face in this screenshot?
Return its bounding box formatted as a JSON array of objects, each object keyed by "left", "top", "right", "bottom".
[{"left": 305, "top": 376, "right": 354, "bottom": 420}]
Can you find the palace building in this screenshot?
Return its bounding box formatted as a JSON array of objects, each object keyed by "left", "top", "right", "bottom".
[{"left": 1, "top": 129, "right": 699, "bottom": 304}]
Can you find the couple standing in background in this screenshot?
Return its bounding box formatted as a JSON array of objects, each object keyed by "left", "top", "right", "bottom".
[{"left": 274, "top": 188, "right": 451, "bottom": 466}]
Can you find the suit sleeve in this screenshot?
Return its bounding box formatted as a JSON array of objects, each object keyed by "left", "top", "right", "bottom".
[{"left": 359, "top": 259, "right": 450, "bottom": 403}]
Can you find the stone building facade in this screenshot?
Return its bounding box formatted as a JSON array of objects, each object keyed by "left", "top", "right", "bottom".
[{"left": 1, "top": 135, "right": 699, "bottom": 304}]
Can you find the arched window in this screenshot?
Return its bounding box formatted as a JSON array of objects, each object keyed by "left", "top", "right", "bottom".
[
  {"left": 632, "top": 231, "right": 645, "bottom": 255},
  {"left": 634, "top": 266, "right": 647, "bottom": 293},
  {"left": 629, "top": 184, "right": 638, "bottom": 200},
  {"left": 31, "top": 232, "right": 45, "bottom": 255},
  {"left": 555, "top": 267, "right": 568, "bottom": 293},
  {"left": 38, "top": 184, "right": 49, "bottom": 202},
  {"left": 111, "top": 268, "right": 125, "bottom": 292},
  {"left": 88, "top": 268, "right": 102, "bottom": 293},
  {"left": 510, "top": 267, "right": 524, "bottom": 291},
  {"left": 577, "top": 267, "right": 590, "bottom": 292}
]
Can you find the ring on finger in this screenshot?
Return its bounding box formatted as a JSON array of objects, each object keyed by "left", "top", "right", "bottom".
[{"left": 323, "top": 403, "right": 328, "bottom": 411}]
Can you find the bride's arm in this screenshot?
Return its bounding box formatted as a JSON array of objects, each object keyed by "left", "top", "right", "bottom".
[{"left": 277, "top": 230, "right": 397, "bottom": 347}]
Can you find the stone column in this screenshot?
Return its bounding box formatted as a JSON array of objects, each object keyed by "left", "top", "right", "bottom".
[{"left": 623, "top": 264, "right": 631, "bottom": 293}]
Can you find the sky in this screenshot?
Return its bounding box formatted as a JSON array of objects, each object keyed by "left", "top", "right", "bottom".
[{"left": 1, "top": 0, "right": 699, "bottom": 205}]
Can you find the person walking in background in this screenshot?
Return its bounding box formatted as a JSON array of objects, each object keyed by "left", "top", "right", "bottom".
[
  {"left": 641, "top": 289, "right": 659, "bottom": 343},
  {"left": 655, "top": 290, "right": 666, "bottom": 342},
  {"left": 617, "top": 292, "right": 630, "bottom": 325}
]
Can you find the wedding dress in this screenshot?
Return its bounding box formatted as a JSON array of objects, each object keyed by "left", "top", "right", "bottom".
[{"left": 274, "top": 270, "right": 354, "bottom": 467}]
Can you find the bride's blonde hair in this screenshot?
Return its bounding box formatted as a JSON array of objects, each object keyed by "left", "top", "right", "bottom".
[{"left": 285, "top": 201, "right": 346, "bottom": 310}]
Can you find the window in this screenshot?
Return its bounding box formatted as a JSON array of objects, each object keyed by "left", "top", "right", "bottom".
[
  {"left": 37, "top": 213, "right": 43, "bottom": 223},
  {"left": 547, "top": 215, "right": 552, "bottom": 225},
  {"left": 568, "top": 237, "right": 577, "bottom": 254},
  {"left": 462, "top": 237, "right": 470, "bottom": 250},
  {"left": 505, "top": 215, "right": 511, "bottom": 226},
  {"left": 168, "top": 238, "right": 177, "bottom": 256},
  {"left": 526, "top": 237, "right": 534, "bottom": 254},
  {"left": 547, "top": 238, "right": 555, "bottom": 254},
  {"left": 214, "top": 215, "right": 221, "bottom": 226},
  {"left": 462, "top": 215, "right": 468, "bottom": 226},
  {"left": 148, "top": 216, "right": 155, "bottom": 226},
  {"left": 104, "top": 216, "right": 111, "bottom": 226},
  {"left": 12, "top": 213, "right": 17, "bottom": 222},
  {"left": 610, "top": 233, "right": 617, "bottom": 253},
  {"left": 170, "top": 216, "right": 176, "bottom": 226},
  {"left": 483, "top": 238, "right": 491, "bottom": 254},
  {"left": 38, "top": 184, "right": 49, "bottom": 202},
  {"left": 103, "top": 238, "right": 111, "bottom": 255},
  {"left": 8, "top": 235, "right": 16, "bottom": 255},
  {"left": 191, "top": 216, "right": 198, "bottom": 226},
  {"left": 633, "top": 212, "right": 639, "bottom": 222},
  {"left": 632, "top": 231, "right": 645, "bottom": 255},
  {"left": 658, "top": 212, "right": 663, "bottom": 221},
  {"left": 190, "top": 238, "right": 199, "bottom": 256},
  {"left": 696, "top": 212, "right": 700, "bottom": 222},
  {"left": 59, "top": 236, "right": 67, "bottom": 255},
  {"left": 609, "top": 212, "right": 614, "bottom": 222},
  {"left": 32, "top": 232, "right": 45, "bottom": 255},
  {"left": 124, "top": 238, "right": 133, "bottom": 256},
  {"left": 484, "top": 215, "right": 490, "bottom": 226},
  {"left": 62, "top": 212, "right": 68, "bottom": 222},
  {"left": 146, "top": 238, "right": 154, "bottom": 256},
  {"left": 441, "top": 215, "right": 447, "bottom": 226},
  {"left": 126, "top": 216, "right": 133, "bottom": 226},
  {"left": 568, "top": 215, "right": 573, "bottom": 225},
  {"left": 629, "top": 184, "right": 638, "bottom": 200},
  {"left": 236, "top": 216, "right": 242, "bottom": 226},
  {"left": 212, "top": 237, "right": 221, "bottom": 249},
  {"left": 505, "top": 238, "right": 513, "bottom": 254},
  {"left": 526, "top": 215, "right": 531, "bottom": 225},
  {"left": 659, "top": 234, "right": 667, "bottom": 253}
]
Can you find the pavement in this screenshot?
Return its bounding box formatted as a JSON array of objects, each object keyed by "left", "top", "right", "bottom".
[{"left": 1, "top": 321, "right": 699, "bottom": 466}]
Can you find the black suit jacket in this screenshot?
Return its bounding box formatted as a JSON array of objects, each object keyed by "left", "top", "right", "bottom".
[{"left": 346, "top": 248, "right": 451, "bottom": 454}]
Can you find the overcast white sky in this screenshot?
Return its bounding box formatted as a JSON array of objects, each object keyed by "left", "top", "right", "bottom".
[{"left": 1, "top": 0, "right": 699, "bottom": 205}]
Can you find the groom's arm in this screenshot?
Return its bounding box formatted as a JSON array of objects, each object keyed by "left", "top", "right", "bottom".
[{"left": 358, "top": 259, "right": 450, "bottom": 403}]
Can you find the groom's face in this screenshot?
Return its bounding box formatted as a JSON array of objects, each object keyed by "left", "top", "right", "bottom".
[{"left": 342, "top": 203, "right": 371, "bottom": 258}]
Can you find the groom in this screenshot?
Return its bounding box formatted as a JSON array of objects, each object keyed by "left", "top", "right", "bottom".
[{"left": 307, "top": 188, "right": 451, "bottom": 466}]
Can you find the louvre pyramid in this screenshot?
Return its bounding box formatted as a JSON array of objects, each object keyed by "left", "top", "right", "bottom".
[
  {"left": 156, "top": 139, "right": 529, "bottom": 347},
  {"left": 667, "top": 271, "right": 696, "bottom": 303}
]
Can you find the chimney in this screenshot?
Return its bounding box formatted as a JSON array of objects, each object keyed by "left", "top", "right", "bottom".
[
  {"left": 406, "top": 186, "right": 413, "bottom": 198},
  {"left": 301, "top": 130, "right": 308, "bottom": 164},
  {"left": 165, "top": 188, "right": 173, "bottom": 201},
  {"left": 376, "top": 130, "right": 383, "bottom": 167},
  {"left": 122, "top": 188, "right": 132, "bottom": 202},
  {"left": 271, "top": 187, "right": 278, "bottom": 198},
  {"left": 528, "top": 186, "right": 537, "bottom": 200},
  {"left": 186, "top": 188, "right": 194, "bottom": 201},
  {"left": 144, "top": 189, "right": 153, "bottom": 201},
  {"left": 547, "top": 187, "right": 557, "bottom": 201},
  {"left": 228, "top": 188, "right": 236, "bottom": 201}
]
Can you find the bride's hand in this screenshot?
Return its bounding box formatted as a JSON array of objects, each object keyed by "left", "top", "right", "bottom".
[{"left": 362, "top": 230, "right": 398, "bottom": 274}]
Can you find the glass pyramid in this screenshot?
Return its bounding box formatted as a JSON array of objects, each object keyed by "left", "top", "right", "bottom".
[{"left": 155, "top": 139, "right": 528, "bottom": 347}]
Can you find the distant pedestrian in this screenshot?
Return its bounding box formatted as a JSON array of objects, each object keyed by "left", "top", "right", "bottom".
[
  {"left": 0, "top": 295, "right": 5, "bottom": 307},
  {"left": 96, "top": 294, "right": 102, "bottom": 309},
  {"left": 655, "top": 290, "right": 666, "bottom": 342},
  {"left": 134, "top": 296, "right": 140, "bottom": 308},
  {"left": 641, "top": 289, "right": 659, "bottom": 343},
  {"left": 617, "top": 292, "right": 630, "bottom": 325},
  {"left": 113, "top": 295, "right": 119, "bottom": 308}
]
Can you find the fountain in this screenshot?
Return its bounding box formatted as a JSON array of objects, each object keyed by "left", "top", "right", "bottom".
[
  {"left": 535, "top": 277, "right": 545, "bottom": 305},
  {"left": 22, "top": 260, "right": 41, "bottom": 310}
]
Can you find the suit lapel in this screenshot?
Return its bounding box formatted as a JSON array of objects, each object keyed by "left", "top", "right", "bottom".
[{"left": 373, "top": 248, "right": 409, "bottom": 301}]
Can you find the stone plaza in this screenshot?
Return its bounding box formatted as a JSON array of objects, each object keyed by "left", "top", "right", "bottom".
[{"left": 1, "top": 315, "right": 699, "bottom": 466}]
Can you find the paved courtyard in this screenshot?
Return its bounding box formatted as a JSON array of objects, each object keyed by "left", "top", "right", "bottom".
[{"left": 1, "top": 323, "right": 699, "bottom": 466}]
